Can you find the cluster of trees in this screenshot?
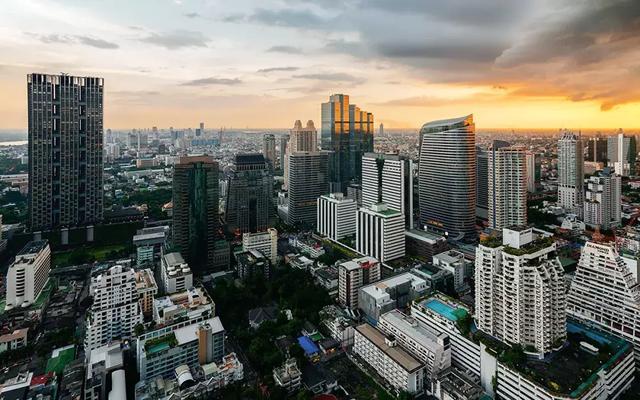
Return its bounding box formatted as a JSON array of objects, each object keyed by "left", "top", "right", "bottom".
[{"left": 122, "top": 188, "right": 172, "bottom": 220}]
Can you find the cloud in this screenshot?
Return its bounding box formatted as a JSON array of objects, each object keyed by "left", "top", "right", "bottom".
[
  {"left": 257, "top": 66, "right": 300, "bottom": 73},
  {"left": 140, "top": 30, "right": 208, "bottom": 49},
  {"left": 26, "top": 33, "right": 118, "bottom": 49},
  {"left": 293, "top": 72, "right": 365, "bottom": 84},
  {"left": 183, "top": 12, "right": 201, "bottom": 18},
  {"left": 181, "top": 77, "right": 242, "bottom": 86},
  {"left": 224, "top": 8, "right": 327, "bottom": 28},
  {"left": 266, "top": 45, "right": 303, "bottom": 54}
]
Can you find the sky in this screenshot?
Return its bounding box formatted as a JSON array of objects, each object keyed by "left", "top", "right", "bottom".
[{"left": 1, "top": 0, "right": 639, "bottom": 130}]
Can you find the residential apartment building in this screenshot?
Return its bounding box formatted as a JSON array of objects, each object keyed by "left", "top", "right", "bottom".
[
  {"left": 5, "top": 240, "right": 51, "bottom": 310},
  {"left": 242, "top": 228, "right": 278, "bottom": 264},
  {"left": 161, "top": 252, "right": 193, "bottom": 294},
  {"left": 557, "top": 131, "right": 584, "bottom": 216},
  {"left": 316, "top": 193, "right": 357, "bottom": 241},
  {"left": 607, "top": 130, "right": 636, "bottom": 177},
  {"left": 356, "top": 203, "right": 405, "bottom": 262},
  {"left": 583, "top": 169, "right": 622, "bottom": 230},
  {"left": 135, "top": 269, "right": 158, "bottom": 317},
  {"left": 358, "top": 272, "right": 428, "bottom": 322},
  {"left": 85, "top": 265, "right": 144, "bottom": 352},
  {"left": 488, "top": 146, "right": 527, "bottom": 230},
  {"left": 475, "top": 227, "right": 566, "bottom": 354},
  {"left": 338, "top": 256, "right": 380, "bottom": 309}
]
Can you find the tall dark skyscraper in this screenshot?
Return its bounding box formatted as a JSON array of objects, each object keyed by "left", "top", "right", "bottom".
[
  {"left": 172, "top": 156, "right": 219, "bottom": 275},
  {"left": 321, "top": 94, "right": 374, "bottom": 192},
  {"left": 287, "top": 151, "right": 329, "bottom": 227},
  {"left": 27, "top": 73, "right": 104, "bottom": 231},
  {"left": 225, "top": 154, "right": 273, "bottom": 234},
  {"left": 419, "top": 115, "right": 476, "bottom": 242}
]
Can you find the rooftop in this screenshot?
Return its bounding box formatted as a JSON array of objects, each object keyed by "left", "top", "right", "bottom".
[
  {"left": 17, "top": 240, "right": 48, "bottom": 256},
  {"left": 379, "top": 310, "right": 445, "bottom": 350},
  {"left": 405, "top": 228, "right": 447, "bottom": 243},
  {"left": 355, "top": 323, "right": 423, "bottom": 373},
  {"left": 420, "top": 298, "right": 469, "bottom": 322},
  {"left": 360, "top": 273, "right": 426, "bottom": 301},
  {"left": 420, "top": 115, "right": 472, "bottom": 132}
]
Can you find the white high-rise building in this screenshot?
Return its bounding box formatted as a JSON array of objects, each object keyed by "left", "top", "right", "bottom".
[
  {"left": 567, "top": 241, "right": 640, "bottom": 363},
  {"left": 583, "top": 169, "right": 621, "bottom": 230},
  {"left": 5, "top": 241, "right": 50, "bottom": 310},
  {"left": 362, "top": 153, "right": 413, "bottom": 228},
  {"left": 242, "top": 228, "right": 278, "bottom": 264},
  {"left": 356, "top": 203, "right": 405, "bottom": 262},
  {"left": 284, "top": 120, "right": 317, "bottom": 190},
  {"left": 338, "top": 256, "right": 380, "bottom": 309},
  {"left": 607, "top": 130, "right": 636, "bottom": 177},
  {"left": 85, "top": 265, "right": 144, "bottom": 352},
  {"left": 557, "top": 131, "right": 584, "bottom": 216},
  {"left": 488, "top": 146, "right": 527, "bottom": 230},
  {"left": 317, "top": 193, "right": 357, "bottom": 241},
  {"left": 161, "top": 252, "right": 193, "bottom": 294},
  {"left": 475, "top": 227, "right": 566, "bottom": 354}
]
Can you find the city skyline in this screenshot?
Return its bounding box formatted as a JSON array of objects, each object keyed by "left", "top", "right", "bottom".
[{"left": 1, "top": 0, "right": 640, "bottom": 130}]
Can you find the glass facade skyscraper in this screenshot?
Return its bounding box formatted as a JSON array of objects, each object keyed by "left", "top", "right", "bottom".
[
  {"left": 172, "top": 156, "right": 219, "bottom": 275},
  {"left": 321, "top": 94, "right": 373, "bottom": 192},
  {"left": 418, "top": 115, "right": 476, "bottom": 242},
  {"left": 27, "top": 73, "right": 104, "bottom": 231}
]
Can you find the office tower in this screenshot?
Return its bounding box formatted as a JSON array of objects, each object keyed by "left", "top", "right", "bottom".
[
  {"left": 475, "top": 227, "right": 566, "bottom": 354},
  {"left": 287, "top": 151, "right": 329, "bottom": 227},
  {"left": 317, "top": 193, "right": 357, "bottom": 241},
  {"left": 225, "top": 154, "right": 273, "bottom": 234},
  {"left": 608, "top": 130, "right": 636, "bottom": 176},
  {"left": 27, "top": 73, "right": 104, "bottom": 231},
  {"left": 586, "top": 136, "right": 608, "bottom": 163},
  {"left": 362, "top": 153, "right": 413, "bottom": 228},
  {"left": 583, "top": 169, "right": 621, "bottom": 230},
  {"left": 263, "top": 134, "right": 277, "bottom": 167},
  {"left": 279, "top": 135, "right": 289, "bottom": 171},
  {"left": 173, "top": 156, "right": 219, "bottom": 275},
  {"left": 356, "top": 203, "right": 405, "bottom": 262},
  {"left": 557, "top": 131, "right": 584, "bottom": 216},
  {"left": 321, "top": 94, "right": 373, "bottom": 192},
  {"left": 488, "top": 146, "right": 527, "bottom": 230},
  {"left": 338, "top": 256, "right": 380, "bottom": 309},
  {"left": 525, "top": 152, "right": 537, "bottom": 193},
  {"left": 567, "top": 241, "right": 640, "bottom": 363},
  {"left": 85, "top": 265, "right": 144, "bottom": 352},
  {"left": 5, "top": 241, "right": 50, "bottom": 310},
  {"left": 285, "top": 120, "right": 318, "bottom": 189},
  {"left": 242, "top": 228, "right": 278, "bottom": 264},
  {"left": 161, "top": 252, "right": 193, "bottom": 294},
  {"left": 418, "top": 115, "right": 476, "bottom": 242},
  {"left": 379, "top": 123, "right": 384, "bottom": 137}
]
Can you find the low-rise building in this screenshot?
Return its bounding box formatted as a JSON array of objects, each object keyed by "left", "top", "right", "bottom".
[
  {"left": 433, "top": 250, "right": 469, "bottom": 292},
  {"left": 405, "top": 229, "right": 449, "bottom": 263},
  {"left": 5, "top": 240, "right": 51, "bottom": 310},
  {"left": 290, "top": 236, "right": 326, "bottom": 259},
  {"left": 135, "top": 269, "right": 158, "bottom": 317},
  {"left": 338, "top": 256, "right": 381, "bottom": 310},
  {"left": 273, "top": 358, "right": 302, "bottom": 392},
  {"left": 85, "top": 342, "right": 125, "bottom": 400},
  {"left": 242, "top": 228, "right": 278, "bottom": 264},
  {"left": 161, "top": 252, "right": 193, "bottom": 294},
  {"left": 153, "top": 287, "right": 214, "bottom": 326},
  {"left": 235, "top": 249, "right": 271, "bottom": 281},
  {"left": 358, "top": 272, "right": 428, "bottom": 323},
  {"left": 353, "top": 323, "right": 425, "bottom": 395},
  {"left": 0, "top": 328, "right": 28, "bottom": 353}
]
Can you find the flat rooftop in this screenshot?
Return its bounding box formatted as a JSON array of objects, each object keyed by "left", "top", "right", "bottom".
[
  {"left": 17, "top": 240, "right": 48, "bottom": 256},
  {"left": 174, "top": 317, "right": 224, "bottom": 345},
  {"left": 420, "top": 298, "right": 469, "bottom": 322},
  {"left": 355, "top": 323, "right": 423, "bottom": 373},
  {"left": 380, "top": 310, "right": 445, "bottom": 350},
  {"left": 405, "top": 229, "right": 446, "bottom": 243},
  {"left": 360, "top": 273, "right": 425, "bottom": 301}
]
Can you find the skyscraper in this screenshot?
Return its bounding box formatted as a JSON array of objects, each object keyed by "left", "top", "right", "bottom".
[
  {"left": 567, "top": 241, "right": 640, "bottom": 363},
  {"left": 27, "top": 73, "right": 104, "bottom": 231},
  {"left": 287, "top": 151, "right": 329, "bottom": 227},
  {"left": 586, "top": 136, "right": 608, "bottom": 163},
  {"left": 607, "top": 130, "right": 636, "bottom": 176},
  {"left": 321, "top": 94, "right": 373, "bottom": 192},
  {"left": 525, "top": 151, "right": 538, "bottom": 193},
  {"left": 557, "top": 131, "right": 584, "bottom": 216},
  {"left": 475, "top": 227, "right": 566, "bottom": 354},
  {"left": 279, "top": 134, "right": 289, "bottom": 171},
  {"left": 173, "top": 156, "right": 220, "bottom": 275},
  {"left": 418, "top": 115, "right": 476, "bottom": 242},
  {"left": 225, "top": 154, "right": 273, "bottom": 234},
  {"left": 317, "top": 193, "right": 357, "bottom": 241},
  {"left": 488, "top": 146, "right": 527, "bottom": 230},
  {"left": 356, "top": 203, "right": 405, "bottom": 262},
  {"left": 284, "top": 120, "right": 317, "bottom": 190},
  {"left": 361, "top": 153, "right": 413, "bottom": 228},
  {"left": 583, "top": 168, "right": 621, "bottom": 230},
  {"left": 263, "top": 134, "right": 277, "bottom": 168}
]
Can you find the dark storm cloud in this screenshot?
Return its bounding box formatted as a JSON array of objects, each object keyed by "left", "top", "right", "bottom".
[
  {"left": 140, "top": 30, "right": 208, "bottom": 49},
  {"left": 181, "top": 77, "right": 242, "bottom": 86}
]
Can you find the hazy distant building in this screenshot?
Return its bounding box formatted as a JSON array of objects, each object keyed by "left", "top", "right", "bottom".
[
  {"left": 279, "top": 135, "right": 289, "bottom": 171},
  {"left": 557, "top": 131, "right": 584, "bottom": 216},
  {"left": 362, "top": 153, "right": 414, "bottom": 228},
  {"left": 263, "top": 134, "right": 276, "bottom": 168},
  {"left": 586, "top": 136, "right": 608, "bottom": 163},
  {"left": 321, "top": 94, "right": 373, "bottom": 192},
  {"left": 419, "top": 115, "right": 476, "bottom": 242},
  {"left": 488, "top": 146, "right": 527, "bottom": 230},
  {"left": 225, "top": 154, "right": 273, "bottom": 234},
  {"left": 27, "top": 73, "right": 104, "bottom": 231},
  {"left": 525, "top": 151, "right": 539, "bottom": 193},
  {"left": 173, "top": 156, "right": 219, "bottom": 275},
  {"left": 583, "top": 169, "right": 621, "bottom": 230},
  {"left": 287, "top": 151, "right": 329, "bottom": 227},
  {"left": 607, "top": 130, "right": 636, "bottom": 176}
]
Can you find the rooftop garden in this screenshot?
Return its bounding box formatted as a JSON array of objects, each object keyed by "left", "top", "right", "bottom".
[
  {"left": 144, "top": 333, "right": 178, "bottom": 354},
  {"left": 480, "top": 235, "right": 502, "bottom": 248},
  {"left": 502, "top": 236, "right": 555, "bottom": 256}
]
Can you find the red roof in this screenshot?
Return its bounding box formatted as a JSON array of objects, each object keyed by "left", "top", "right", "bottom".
[{"left": 30, "top": 372, "right": 54, "bottom": 386}]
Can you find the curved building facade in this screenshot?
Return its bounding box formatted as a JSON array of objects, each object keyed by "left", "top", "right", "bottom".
[{"left": 418, "top": 115, "right": 476, "bottom": 242}]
